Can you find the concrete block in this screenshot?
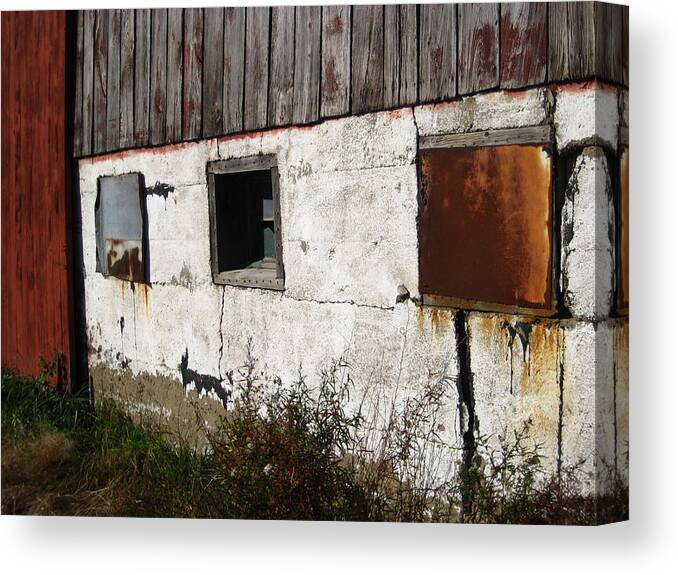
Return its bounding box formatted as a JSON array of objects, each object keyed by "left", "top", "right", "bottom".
[
  {"left": 555, "top": 82, "right": 619, "bottom": 152},
  {"left": 561, "top": 147, "right": 615, "bottom": 321},
  {"left": 414, "top": 87, "right": 551, "bottom": 136}
]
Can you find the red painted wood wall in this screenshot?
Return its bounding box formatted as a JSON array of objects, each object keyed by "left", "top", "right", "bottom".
[{"left": 1, "top": 11, "right": 74, "bottom": 388}]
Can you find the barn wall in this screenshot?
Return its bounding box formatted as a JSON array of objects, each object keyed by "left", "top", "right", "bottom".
[
  {"left": 78, "top": 83, "right": 628, "bottom": 495},
  {"left": 72, "top": 2, "right": 629, "bottom": 159},
  {"left": 1, "top": 11, "right": 74, "bottom": 387}
]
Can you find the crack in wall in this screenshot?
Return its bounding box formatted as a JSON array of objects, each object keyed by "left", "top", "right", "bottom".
[{"left": 453, "top": 310, "right": 477, "bottom": 514}]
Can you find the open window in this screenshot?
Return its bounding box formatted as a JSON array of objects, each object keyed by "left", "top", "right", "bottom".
[
  {"left": 95, "top": 172, "right": 147, "bottom": 283},
  {"left": 418, "top": 126, "right": 555, "bottom": 315},
  {"left": 207, "top": 155, "right": 284, "bottom": 290}
]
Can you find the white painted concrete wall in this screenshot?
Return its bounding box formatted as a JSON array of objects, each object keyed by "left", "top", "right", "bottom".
[{"left": 78, "top": 83, "right": 628, "bottom": 495}]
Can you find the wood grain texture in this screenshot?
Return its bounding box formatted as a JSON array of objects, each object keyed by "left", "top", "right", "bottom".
[
  {"left": 82, "top": 10, "right": 95, "bottom": 156},
  {"left": 269, "top": 6, "right": 295, "bottom": 126},
  {"left": 183, "top": 8, "right": 202, "bottom": 140},
  {"left": 384, "top": 4, "right": 417, "bottom": 107},
  {"left": 134, "top": 9, "right": 151, "bottom": 146},
  {"left": 595, "top": 2, "right": 623, "bottom": 84},
  {"left": 293, "top": 6, "right": 321, "bottom": 124},
  {"left": 106, "top": 10, "right": 121, "bottom": 151},
  {"left": 621, "top": 4, "right": 628, "bottom": 86},
  {"left": 223, "top": 7, "right": 245, "bottom": 133},
  {"left": 120, "top": 10, "right": 135, "bottom": 148},
  {"left": 203, "top": 7, "right": 224, "bottom": 137},
  {"left": 1, "top": 11, "right": 74, "bottom": 387},
  {"left": 244, "top": 6, "right": 270, "bottom": 131},
  {"left": 166, "top": 8, "right": 183, "bottom": 142},
  {"left": 549, "top": 1, "right": 596, "bottom": 81},
  {"left": 419, "top": 3, "right": 456, "bottom": 103},
  {"left": 150, "top": 9, "right": 168, "bottom": 145},
  {"left": 321, "top": 5, "right": 350, "bottom": 118},
  {"left": 73, "top": 11, "right": 84, "bottom": 157},
  {"left": 500, "top": 2, "right": 547, "bottom": 89},
  {"left": 351, "top": 5, "right": 384, "bottom": 114},
  {"left": 458, "top": 2, "right": 499, "bottom": 95},
  {"left": 93, "top": 10, "right": 108, "bottom": 154}
]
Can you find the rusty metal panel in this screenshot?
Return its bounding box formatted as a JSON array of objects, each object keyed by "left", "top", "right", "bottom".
[
  {"left": 96, "top": 173, "right": 146, "bottom": 282},
  {"left": 619, "top": 146, "right": 629, "bottom": 310},
  {"left": 419, "top": 144, "right": 553, "bottom": 313}
]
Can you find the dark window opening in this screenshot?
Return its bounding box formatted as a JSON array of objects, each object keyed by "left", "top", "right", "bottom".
[{"left": 208, "top": 156, "right": 284, "bottom": 290}]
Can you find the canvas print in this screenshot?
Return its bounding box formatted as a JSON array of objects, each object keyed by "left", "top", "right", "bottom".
[{"left": 1, "top": 2, "right": 629, "bottom": 524}]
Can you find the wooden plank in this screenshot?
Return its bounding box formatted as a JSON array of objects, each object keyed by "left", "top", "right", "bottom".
[
  {"left": 419, "top": 4, "right": 456, "bottom": 103},
  {"left": 567, "top": 1, "right": 596, "bottom": 79},
  {"left": 420, "top": 125, "right": 553, "bottom": 149},
  {"left": 244, "top": 6, "right": 269, "bottom": 131},
  {"left": 269, "top": 6, "right": 295, "bottom": 126},
  {"left": 320, "top": 5, "right": 350, "bottom": 118},
  {"left": 93, "top": 10, "right": 108, "bottom": 154},
  {"left": 595, "top": 2, "right": 623, "bottom": 84},
  {"left": 183, "top": 8, "right": 203, "bottom": 140},
  {"left": 120, "top": 10, "right": 134, "bottom": 148},
  {"left": 621, "top": 4, "right": 628, "bottom": 86},
  {"left": 549, "top": 1, "right": 597, "bottom": 82},
  {"left": 82, "top": 10, "right": 95, "bottom": 156},
  {"left": 106, "top": 9, "right": 121, "bottom": 151},
  {"left": 150, "top": 8, "right": 167, "bottom": 145},
  {"left": 458, "top": 2, "right": 499, "bottom": 95},
  {"left": 384, "top": 4, "right": 417, "bottom": 108},
  {"left": 166, "top": 8, "right": 183, "bottom": 143},
  {"left": 73, "top": 11, "right": 84, "bottom": 157},
  {"left": 203, "top": 7, "right": 224, "bottom": 137},
  {"left": 293, "top": 6, "right": 321, "bottom": 124},
  {"left": 500, "top": 2, "right": 547, "bottom": 89},
  {"left": 547, "top": 2, "right": 568, "bottom": 82},
  {"left": 223, "top": 7, "right": 245, "bottom": 133},
  {"left": 134, "top": 9, "right": 151, "bottom": 146},
  {"left": 351, "top": 5, "right": 384, "bottom": 114}
]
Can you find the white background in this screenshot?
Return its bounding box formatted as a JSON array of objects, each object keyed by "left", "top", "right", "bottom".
[{"left": 1, "top": 0, "right": 676, "bottom": 573}]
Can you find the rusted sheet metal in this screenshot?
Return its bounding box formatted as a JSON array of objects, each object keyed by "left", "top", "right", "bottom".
[
  {"left": 106, "top": 239, "right": 144, "bottom": 283},
  {"left": 619, "top": 146, "right": 629, "bottom": 310},
  {"left": 1, "top": 11, "right": 74, "bottom": 387},
  {"left": 96, "top": 172, "right": 146, "bottom": 282},
  {"left": 419, "top": 144, "right": 554, "bottom": 313}
]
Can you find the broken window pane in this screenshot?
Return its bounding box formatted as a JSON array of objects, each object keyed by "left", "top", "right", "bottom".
[
  {"left": 419, "top": 144, "right": 553, "bottom": 312},
  {"left": 95, "top": 173, "right": 146, "bottom": 283},
  {"left": 209, "top": 158, "right": 284, "bottom": 290}
]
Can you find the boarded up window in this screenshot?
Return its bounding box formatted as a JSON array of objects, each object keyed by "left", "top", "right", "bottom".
[
  {"left": 618, "top": 145, "right": 629, "bottom": 311},
  {"left": 95, "top": 173, "right": 147, "bottom": 283},
  {"left": 207, "top": 155, "right": 284, "bottom": 290},
  {"left": 419, "top": 129, "right": 554, "bottom": 314}
]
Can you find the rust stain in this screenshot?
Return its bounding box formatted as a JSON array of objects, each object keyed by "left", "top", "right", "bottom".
[
  {"left": 322, "top": 57, "right": 340, "bottom": 104},
  {"left": 106, "top": 239, "right": 144, "bottom": 283},
  {"left": 419, "top": 145, "right": 553, "bottom": 311},
  {"left": 325, "top": 14, "right": 343, "bottom": 35},
  {"left": 619, "top": 146, "right": 629, "bottom": 309},
  {"left": 517, "top": 321, "right": 559, "bottom": 397}
]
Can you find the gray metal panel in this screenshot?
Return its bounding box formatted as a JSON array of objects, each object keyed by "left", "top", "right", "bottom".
[{"left": 96, "top": 173, "right": 145, "bottom": 281}]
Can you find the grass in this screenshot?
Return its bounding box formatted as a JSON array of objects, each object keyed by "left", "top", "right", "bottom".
[{"left": 1, "top": 363, "right": 628, "bottom": 523}]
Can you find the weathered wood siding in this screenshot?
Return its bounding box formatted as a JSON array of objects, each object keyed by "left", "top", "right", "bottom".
[
  {"left": 73, "top": 2, "right": 628, "bottom": 157},
  {"left": 1, "top": 11, "right": 74, "bottom": 387}
]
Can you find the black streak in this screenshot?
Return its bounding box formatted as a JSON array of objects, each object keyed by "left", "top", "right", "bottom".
[
  {"left": 146, "top": 181, "right": 175, "bottom": 200},
  {"left": 454, "top": 310, "right": 476, "bottom": 469},
  {"left": 179, "top": 348, "right": 231, "bottom": 408}
]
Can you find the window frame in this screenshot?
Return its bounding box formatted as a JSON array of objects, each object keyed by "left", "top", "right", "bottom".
[
  {"left": 206, "top": 154, "right": 285, "bottom": 291},
  {"left": 417, "top": 125, "right": 557, "bottom": 317}
]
